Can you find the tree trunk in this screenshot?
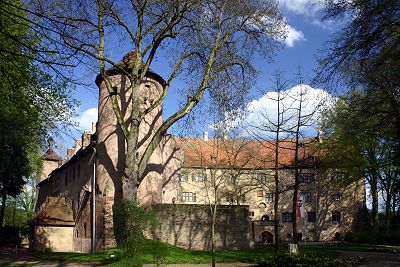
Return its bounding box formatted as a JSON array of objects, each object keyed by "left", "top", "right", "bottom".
[
  {"left": 274, "top": 174, "right": 279, "bottom": 252},
  {"left": 370, "top": 176, "right": 379, "bottom": 230},
  {"left": 0, "top": 194, "right": 7, "bottom": 228},
  {"left": 292, "top": 173, "right": 299, "bottom": 244},
  {"left": 211, "top": 203, "right": 217, "bottom": 267}
]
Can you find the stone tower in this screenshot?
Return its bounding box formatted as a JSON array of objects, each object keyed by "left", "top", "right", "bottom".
[{"left": 94, "top": 52, "right": 181, "bottom": 248}]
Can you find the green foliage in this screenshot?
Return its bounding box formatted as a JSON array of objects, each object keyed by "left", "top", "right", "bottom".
[
  {"left": 113, "top": 201, "right": 157, "bottom": 260},
  {"left": 0, "top": 0, "right": 76, "bottom": 226},
  {"left": 255, "top": 253, "right": 358, "bottom": 267},
  {"left": 345, "top": 229, "right": 400, "bottom": 246},
  {"left": 35, "top": 239, "right": 386, "bottom": 266}
]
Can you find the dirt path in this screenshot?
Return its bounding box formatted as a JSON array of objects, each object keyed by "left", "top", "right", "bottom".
[{"left": 339, "top": 251, "right": 400, "bottom": 267}]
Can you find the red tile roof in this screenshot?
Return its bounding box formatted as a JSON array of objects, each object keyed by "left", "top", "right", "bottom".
[
  {"left": 175, "top": 137, "right": 318, "bottom": 169},
  {"left": 43, "top": 148, "right": 61, "bottom": 161}
]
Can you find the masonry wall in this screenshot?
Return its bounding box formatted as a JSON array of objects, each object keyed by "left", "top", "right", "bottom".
[
  {"left": 33, "top": 226, "right": 74, "bottom": 252},
  {"left": 146, "top": 204, "right": 253, "bottom": 250}
]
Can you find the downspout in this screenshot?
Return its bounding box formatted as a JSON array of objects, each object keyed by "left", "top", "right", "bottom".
[{"left": 91, "top": 147, "right": 96, "bottom": 253}]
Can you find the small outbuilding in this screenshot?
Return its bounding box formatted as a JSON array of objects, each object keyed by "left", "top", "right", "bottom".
[{"left": 29, "top": 197, "right": 75, "bottom": 252}]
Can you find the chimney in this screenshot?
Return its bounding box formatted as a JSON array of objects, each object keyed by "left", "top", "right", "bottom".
[
  {"left": 67, "top": 148, "right": 75, "bottom": 159},
  {"left": 91, "top": 122, "right": 97, "bottom": 133},
  {"left": 74, "top": 139, "right": 82, "bottom": 151},
  {"left": 204, "top": 131, "right": 209, "bottom": 141},
  {"left": 82, "top": 131, "right": 91, "bottom": 148},
  {"left": 223, "top": 132, "right": 228, "bottom": 140}
]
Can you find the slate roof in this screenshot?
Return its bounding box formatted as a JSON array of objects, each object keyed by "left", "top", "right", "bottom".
[
  {"left": 29, "top": 197, "right": 74, "bottom": 226},
  {"left": 175, "top": 137, "right": 318, "bottom": 169}
]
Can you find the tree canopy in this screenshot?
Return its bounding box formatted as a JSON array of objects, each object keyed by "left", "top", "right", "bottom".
[
  {"left": 0, "top": 0, "right": 76, "bottom": 226},
  {"left": 318, "top": 0, "right": 400, "bottom": 229}
]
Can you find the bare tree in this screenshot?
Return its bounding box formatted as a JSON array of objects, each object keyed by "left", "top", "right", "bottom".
[
  {"left": 26, "top": 0, "right": 285, "bottom": 201},
  {"left": 246, "top": 69, "right": 327, "bottom": 245},
  {"left": 179, "top": 129, "right": 258, "bottom": 266},
  {"left": 246, "top": 70, "right": 294, "bottom": 251}
]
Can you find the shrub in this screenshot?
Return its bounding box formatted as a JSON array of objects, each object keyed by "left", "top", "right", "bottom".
[
  {"left": 256, "top": 253, "right": 357, "bottom": 267},
  {"left": 113, "top": 200, "right": 157, "bottom": 261}
]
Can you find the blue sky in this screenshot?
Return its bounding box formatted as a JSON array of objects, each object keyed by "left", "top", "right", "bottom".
[{"left": 66, "top": 0, "right": 340, "bottom": 151}]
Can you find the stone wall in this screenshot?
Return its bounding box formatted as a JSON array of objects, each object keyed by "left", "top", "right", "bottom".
[{"left": 146, "top": 204, "right": 253, "bottom": 250}]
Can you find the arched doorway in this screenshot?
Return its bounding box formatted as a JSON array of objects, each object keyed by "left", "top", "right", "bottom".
[
  {"left": 334, "top": 232, "right": 341, "bottom": 241},
  {"left": 261, "top": 231, "right": 274, "bottom": 243}
]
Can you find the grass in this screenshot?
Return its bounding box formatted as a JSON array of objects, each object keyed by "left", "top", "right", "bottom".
[{"left": 33, "top": 239, "right": 381, "bottom": 266}]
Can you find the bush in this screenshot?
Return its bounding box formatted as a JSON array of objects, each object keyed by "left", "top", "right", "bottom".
[
  {"left": 345, "top": 230, "right": 400, "bottom": 245},
  {"left": 256, "top": 253, "right": 357, "bottom": 267},
  {"left": 113, "top": 200, "right": 157, "bottom": 261}
]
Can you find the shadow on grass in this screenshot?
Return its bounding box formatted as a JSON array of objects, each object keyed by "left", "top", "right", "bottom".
[{"left": 0, "top": 262, "right": 33, "bottom": 267}]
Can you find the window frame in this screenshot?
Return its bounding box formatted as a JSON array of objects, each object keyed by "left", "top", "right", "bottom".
[
  {"left": 282, "top": 212, "right": 293, "bottom": 223},
  {"left": 300, "top": 172, "right": 315, "bottom": 183},
  {"left": 302, "top": 191, "right": 313, "bottom": 203},
  {"left": 307, "top": 211, "right": 316, "bottom": 222},
  {"left": 332, "top": 193, "right": 341, "bottom": 201},
  {"left": 258, "top": 174, "right": 267, "bottom": 184},
  {"left": 332, "top": 211, "right": 341, "bottom": 222},
  {"left": 266, "top": 192, "right": 274, "bottom": 203},
  {"left": 179, "top": 173, "right": 188, "bottom": 182},
  {"left": 192, "top": 173, "right": 206, "bottom": 182},
  {"left": 181, "top": 192, "right": 197, "bottom": 202}
]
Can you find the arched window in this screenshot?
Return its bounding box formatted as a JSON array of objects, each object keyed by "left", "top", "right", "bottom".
[{"left": 261, "top": 215, "right": 269, "bottom": 221}]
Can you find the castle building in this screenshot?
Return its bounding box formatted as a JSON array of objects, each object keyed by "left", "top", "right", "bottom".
[{"left": 30, "top": 53, "right": 366, "bottom": 252}]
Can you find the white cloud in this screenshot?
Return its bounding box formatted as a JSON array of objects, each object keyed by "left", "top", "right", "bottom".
[
  {"left": 244, "top": 84, "right": 333, "bottom": 136},
  {"left": 75, "top": 108, "right": 98, "bottom": 132},
  {"left": 284, "top": 24, "right": 305, "bottom": 47},
  {"left": 279, "top": 0, "right": 322, "bottom": 16},
  {"left": 311, "top": 18, "right": 337, "bottom": 30}
]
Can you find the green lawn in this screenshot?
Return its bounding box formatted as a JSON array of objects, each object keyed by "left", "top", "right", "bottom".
[{"left": 34, "top": 239, "right": 374, "bottom": 266}]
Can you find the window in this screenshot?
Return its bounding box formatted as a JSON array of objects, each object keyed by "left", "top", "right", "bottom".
[
  {"left": 258, "top": 174, "right": 266, "bottom": 184},
  {"left": 300, "top": 173, "right": 315, "bottom": 183},
  {"left": 181, "top": 192, "right": 196, "bottom": 202},
  {"left": 258, "top": 202, "right": 266, "bottom": 209},
  {"left": 179, "top": 173, "right": 188, "bottom": 182},
  {"left": 302, "top": 191, "right": 312, "bottom": 203},
  {"left": 266, "top": 193, "right": 274, "bottom": 203},
  {"left": 332, "top": 172, "right": 345, "bottom": 181},
  {"left": 307, "top": 211, "right": 316, "bottom": 222},
  {"left": 84, "top": 223, "right": 87, "bottom": 238},
  {"left": 257, "top": 190, "right": 264, "bottom": 197},
  {"left": 332, "top": 211, "right": 341, "bottom": 222},
  {"left": 192, "top": 173, "right": 206, "bottom": 182},
  {"left": 282, "top": 212, "right": 293, "bottom": 222},
  {"left": 332, "top": 193, "right": 341, "bottom": 201},
  {"left": 261, "top": 215, "right": 269, "bottom": 221},
  {"left": 228, "top": 174, "right": 236, "bottom": 183},
  {"left": 249, "top": 211, "right": 255, "bottom": 216}
]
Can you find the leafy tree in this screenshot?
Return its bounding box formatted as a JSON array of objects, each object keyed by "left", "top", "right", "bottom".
[
  {"left": 318, "top": 0, "right": 400, "bottom": 229},
  {"left": 0, "top": 0, "right": 75, "bottom": 226},
  {"left": 320, "top": 92, "right": 399, "bottom": 229}
]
